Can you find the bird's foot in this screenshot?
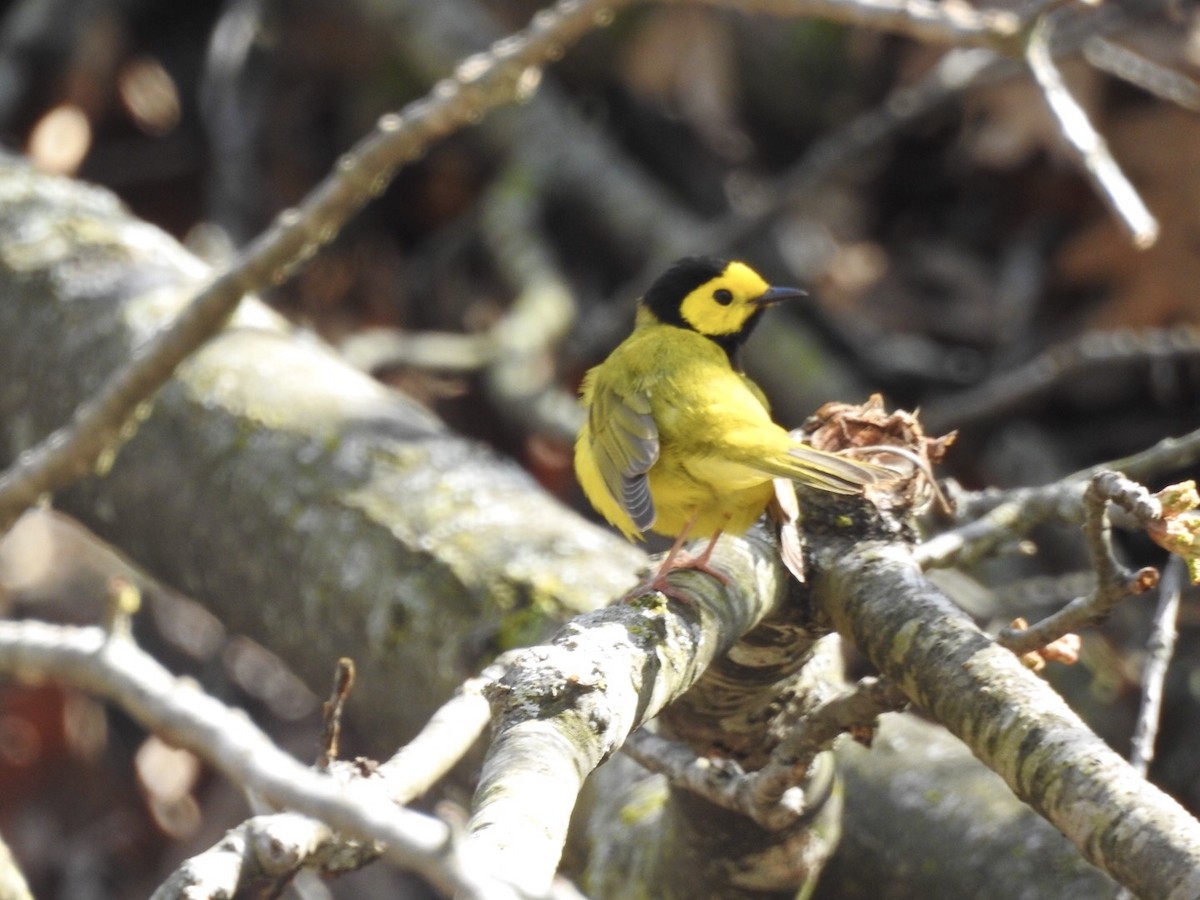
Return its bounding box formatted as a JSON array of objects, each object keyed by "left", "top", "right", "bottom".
[{"left": 622, "top": 537, "right": 728, "bottom": 605}]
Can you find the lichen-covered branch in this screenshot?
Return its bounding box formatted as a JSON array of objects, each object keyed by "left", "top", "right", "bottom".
[
  {"left": 0, "top": 157, "right": 644, "bottom": 753},
  {"left": 816, "top": 541, "right": 1200, "bottom": 899},
  {"left": 462, "top": 524, "right": 792, "bottom": 897}
]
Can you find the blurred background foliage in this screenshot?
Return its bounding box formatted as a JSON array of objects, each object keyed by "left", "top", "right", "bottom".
[{"left": 1, "top": 0, "right": 1199, "bottom": 896}]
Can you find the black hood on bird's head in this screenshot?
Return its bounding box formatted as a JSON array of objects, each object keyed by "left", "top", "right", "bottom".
[
  {"left": 642, "top": 256, "right": 728, "bottom": 328},
  {"left": 641, "top": 255, "right": 764, "bottom": 366}
]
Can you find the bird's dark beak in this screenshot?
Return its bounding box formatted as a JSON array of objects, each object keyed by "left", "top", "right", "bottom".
[{"left": 753, "top": 285, "right": 807, "bottom": 307}]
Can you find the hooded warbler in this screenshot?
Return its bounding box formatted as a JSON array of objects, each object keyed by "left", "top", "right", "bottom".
[{"left": 574, "top": 256, "right": 883, "bottom": 594}]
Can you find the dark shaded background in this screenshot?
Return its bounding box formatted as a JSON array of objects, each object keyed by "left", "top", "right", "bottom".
[{"left": 1, "top": 0, "right": 1198, "bottom": 896}]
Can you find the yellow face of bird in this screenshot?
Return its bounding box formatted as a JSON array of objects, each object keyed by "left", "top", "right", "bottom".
[{"left": 677, "top": 261, "right": 772, "bottom": 337}]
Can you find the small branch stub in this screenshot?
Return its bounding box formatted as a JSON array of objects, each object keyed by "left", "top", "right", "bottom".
[{"left": 318, "top": 657, "right": 356, "bottom": 770}]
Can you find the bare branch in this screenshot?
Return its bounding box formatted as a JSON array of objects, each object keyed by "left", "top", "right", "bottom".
[
  {"left": 916, "top": 424, "right": 1200, "bottom": 571},
  {"left": 703, "top": 46, "right": 1003, "bottom": 254},
  {"left": 0, "top": 620, "right": 510, "bottom": 898},
  {"left": 150, "top": 812, "right": 365, "bottom": 900},
  {"left": 1027, "top": 12, "right": 1159, "bottom": 248},
  {"left": 999, "top": 471, "right": 1161, "bottom": 654},
  {"left": 744, "top": 676, "right": 907, "bottom": 828},
  {"left": 1129, "top": 555, "right": 1186, "bottom": 775},
  {"left": 1112, "top": 557, "right": 1190, "bottom": 900},
  {"left": 922, "top": 325, "right": 1200, "bottom": 434},
  {"left": 317, "top": 657, "right": 356, "bottom": 771},
  {"left": 671, "top": 0, "right": 1023, "bottom": 47},
  {"left": 375, "top": 652, "right": 516, "bottom": 804},
  {"left": 1084, "top": 36, "right": 1200, "bottom": 112},
  {"left": 0, "top": 832, "right": 33, "bottom": 900},
  {"left": 621, "top": 728, "right": 761, "bottom": 815}
]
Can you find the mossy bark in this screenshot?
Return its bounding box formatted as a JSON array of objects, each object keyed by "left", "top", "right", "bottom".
[{"left": 0, "top": 156, "right": 643, "bottom": 749}]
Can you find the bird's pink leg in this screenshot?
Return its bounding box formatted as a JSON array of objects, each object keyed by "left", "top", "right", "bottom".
[{"left": 623, "top": 512, "right": 731, "bottom": 604}]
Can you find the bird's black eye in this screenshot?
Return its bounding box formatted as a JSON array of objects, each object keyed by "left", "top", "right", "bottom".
[{"left": 713, "top": 289, "right": 733, "bottom": 306}]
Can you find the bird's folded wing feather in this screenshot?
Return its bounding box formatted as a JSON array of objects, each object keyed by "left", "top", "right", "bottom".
[
  {"left": 686, "top": 411, "right": 883, "bottom": 495},
  {"left": 588, "top": 382, "right": 659, "bottom": 530}
]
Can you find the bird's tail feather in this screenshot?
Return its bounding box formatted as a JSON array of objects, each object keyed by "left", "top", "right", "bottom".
[{"left": 762, "top": 445, "right": 888, "bottom": 494}]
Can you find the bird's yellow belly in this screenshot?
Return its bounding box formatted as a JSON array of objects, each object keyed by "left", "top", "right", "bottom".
[{"left": 646, "top": 461, "right": 774, "bottom": 539}]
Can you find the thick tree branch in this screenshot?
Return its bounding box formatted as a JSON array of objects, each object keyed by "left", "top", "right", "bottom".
[
  {"left": 462, "top": 524, "right": 790, "bottom": 896},
  {"left": 0, "top": 158, "right": 643, "bottom": 753},
  {"left": 815, "top": 540, "right": 1200, "bottom": 899},
  {"left": 0, "top": 0, "right": 627, "bottom": 536}
]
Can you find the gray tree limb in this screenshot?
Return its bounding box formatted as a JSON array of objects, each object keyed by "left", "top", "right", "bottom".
[
  {"left": 0, "top": 157, "right": 643, "bottom": 750},
  {"left": 816, "top": 540, "right": 1200, "bottom": 900}
]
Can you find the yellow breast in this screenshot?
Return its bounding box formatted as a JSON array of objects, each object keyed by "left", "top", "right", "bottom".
[{"left": 575, "top": 323, "right": 784, "bottom": 541}]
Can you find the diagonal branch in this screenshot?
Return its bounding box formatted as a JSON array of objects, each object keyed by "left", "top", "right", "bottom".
[
  {"left": 673, "top": 0, "right": 1023, "bottom": 46},
  {"left": 0, "top": 0, "right": 630, "bottom": 536},
  {"left": 915, "top": 424, "right": 1200, "bottom": 571},
  {"left": 155, "top": 651, "right": 515, "bottom": 897},
  {"left": 1026, "top": 11, "right": 1159, "bottom": 248},
  {"left": 461, "top": 525, "right": 791, "bottom": 897},
  {"left": 0, "top": 620, "right": 508, "bottom": 897},
  {"left": 816, "top": 540, "right": 1200, "bottom": 899}
]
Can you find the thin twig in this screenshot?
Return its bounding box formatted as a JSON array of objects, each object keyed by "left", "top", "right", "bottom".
[
  {"left": 673, "top": 0, "right": 1023, "bottom": 46},
  {"left": 623, "top": 676, "right": 906, "bottom": 830},
  {"left": 922, "top": 325, "right": 1200, "bottom": 434},
  {"left": 916, "top": 425, "right": 1200, "bottom": 571},
  {"left": 744, "top": 676, "right": 907, "bottom": 828},
  {"left": 1129, "top": 554, "right": 1185, "bottom": 775},
  {"left": 1112, "top": 556, "right": 1187, "bottom": 900},
  {"left": 375, "top": 651, "right": 515, "bottom": 804},
  {"left": 1084, "top": 36, "right": 1200, "bottom": 112},
  {"left": 998, "top": 471, "right": 1161, "bottom": 655},
  {"left": 317, "top": 657, "right": 356, "bottom": 771},
  {"left": 1026, "top": 12, "right": 1159, "bottom": 248},
  {"left": 702, "top": 46, "right": 1003, "bottom": 255}
]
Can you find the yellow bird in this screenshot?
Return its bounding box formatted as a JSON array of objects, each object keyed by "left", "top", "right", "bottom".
[{"left": 574, "top": 256, "right": 882, "bottom": 595}]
